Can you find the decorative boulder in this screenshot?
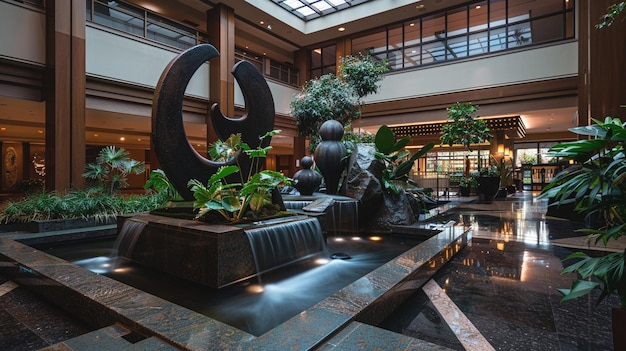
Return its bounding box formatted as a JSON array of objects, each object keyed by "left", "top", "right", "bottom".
[{"left": 345, "top": 143, "right": 418, "bottom": 232}]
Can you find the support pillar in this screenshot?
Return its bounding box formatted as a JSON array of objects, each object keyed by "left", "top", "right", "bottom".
[
  {"left": 206, "top": 4, "right": 235, "bottom": 144},
  {"left": 45, "top": 0, "right": 86, "bottom": 192}
]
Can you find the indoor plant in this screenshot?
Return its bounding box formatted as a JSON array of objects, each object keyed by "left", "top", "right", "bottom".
[
  {"left": 458, "top": 175, "right": 477, "bottom": 196},
  {"left": 440, "top": 102, "right": 492, "bottom": 151},
  {"left": 539, "top": 117, "right": 626, "bottom": 349},
  {"left": 290, "top": 53, "right": 388, "bottom": 153},
  {"left": 188, "top": 131, "right": 292, "bottom": 222}
]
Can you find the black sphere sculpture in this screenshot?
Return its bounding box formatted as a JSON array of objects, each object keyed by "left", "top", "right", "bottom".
[
  {"left": 293, "top": 156, "right": 322, "bottom": 196},
  {"left": 314, "top": 120, "right": 346, "bottom": 195},
  {"left": 152, "top": 44, "right": 275, "bottom": 200}
]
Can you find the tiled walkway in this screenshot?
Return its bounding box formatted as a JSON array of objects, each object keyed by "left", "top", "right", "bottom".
[{"left": 0, "top": 192, "right": 620, "bottom": 350}]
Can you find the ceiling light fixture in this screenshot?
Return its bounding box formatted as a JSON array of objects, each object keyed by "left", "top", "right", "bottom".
[
  {"left": 416, "top": 4, "right": 425, "bottom": 9},
  {"left": 338, "top": 27, "right": 346, "bottom": 32}
]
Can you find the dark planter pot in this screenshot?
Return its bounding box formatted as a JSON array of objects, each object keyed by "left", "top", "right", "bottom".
[
  {"left": 459, "top": 186, "right": 471, "bottom": 197},
  {"left": 613, "top": 307, "right": 626, "bottom": 351},
  {"left": 477, "top": 176, "right": 500, "bottom": 202}
]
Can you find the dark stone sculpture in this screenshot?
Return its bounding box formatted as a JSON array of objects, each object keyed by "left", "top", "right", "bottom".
[
  {"left": 314, "top": 120, "right": 346, "bottom": 195},
  {"left": 152, "top": 44, "right": 275, "bottom": 200},
  {"left": 293, "top": 156, "right": 322, "bottom": 195}
]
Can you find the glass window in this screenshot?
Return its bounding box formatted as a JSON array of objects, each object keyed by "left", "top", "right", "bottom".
[
  {"left": 468, "top": 31, "right": 489, "bottom": 56},
  {"left": 489, "top": 0, "right": 506, "bottom": 27},
  {"left": 342, "top": 0, "right": 573, "bottom": 71},
  {"left": 489, "top": 26, "right": 507, "bottom": 52},
  {"left": 469, "top": 1, "right": 488, "bottom": 31},
  {"left": 422, "top": 13, "right": 445, "bottom": 42},
  {"left": 447, "top": 7, "right": 467, "bottom": 36},
  {"left": 403, "top": 45, "right": 421, "bottom": 67},
  {"left": 352, "top": 30, "right": 386, "bottom": 56},
  {"left": 507, "top": 23, "right": 532, "bottom": 48},
  {"left": 387, "top": 49, "right": 403, "bottom": 70},
  {"left": 530, "top": 14, "right": 564, "bottom": 44},
  {"left": 311, "top": 48, "right": 322, "bottom": 68},
  {"left": 322, "top": 45, "right": 336, "bottom": 67},
  {"left": 388, "top": 24, "right": 403, "bottom": 51},
  {"left": 447, "top": 35, "right": 468, "bottom": 58},
  {"left": 404, "top": 20, "right": 421, "bottom": 46},
  {"left": 310, "top": 45, "right": 336, "bottom": 78}
]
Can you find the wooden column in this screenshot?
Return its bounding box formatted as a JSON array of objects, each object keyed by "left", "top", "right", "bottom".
[
  {"left": 206, "top": 4, "right": 235, "bottom": 144},
  {"left": 577, "top": 0, "right": 590, "bottom": 132},
  {"left": 588, "top": 0, "right": 626, "bottom": 120},
  {"left": 45, "top": 0, "right": 86, "bottom": 192}
]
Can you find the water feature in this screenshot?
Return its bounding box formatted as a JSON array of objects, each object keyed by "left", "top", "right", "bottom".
[
  {"left": 245, "top": 217, "right": 327, "bottom": 274},
  {"left": 110, "top": 218, "right": 147, "bottom": 258},
  {"left": 40, "top": 231, "right": 424, "bottom": 336},
  {"left": 282, "top": 194, "right": 360, "bottom": 233}
]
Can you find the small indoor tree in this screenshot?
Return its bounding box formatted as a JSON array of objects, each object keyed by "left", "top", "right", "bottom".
[
  {"left": 440, "top": 102, "right": 492, "bottom": 151},
  {"left": 290, "top": 53, "right": 388, "bottom": 152}
]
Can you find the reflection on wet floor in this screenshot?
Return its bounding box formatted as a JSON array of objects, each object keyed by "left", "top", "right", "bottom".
[{"left": 380, "top": 192, "right": 617, "bottom": 351}]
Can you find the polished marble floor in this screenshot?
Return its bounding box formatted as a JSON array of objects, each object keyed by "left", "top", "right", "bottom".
[
  {"left": 0, "top": 192, "right": 620, "bottom": 350},
  {"left": 381, "top": 192, "right": 618, "bottom": 351}
]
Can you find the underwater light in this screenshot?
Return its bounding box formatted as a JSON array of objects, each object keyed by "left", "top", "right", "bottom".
[{"left": 330, "top": 252, "right": 351, "bottom": 260}]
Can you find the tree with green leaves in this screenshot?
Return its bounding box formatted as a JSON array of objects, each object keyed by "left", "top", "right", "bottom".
[{"left": 290, "top": 54, "right": 388, "bottom": 145}]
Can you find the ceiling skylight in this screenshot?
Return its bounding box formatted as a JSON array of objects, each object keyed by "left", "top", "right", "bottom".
[{"left": 271, "top": 0, "right": 371, "bottom": 21}]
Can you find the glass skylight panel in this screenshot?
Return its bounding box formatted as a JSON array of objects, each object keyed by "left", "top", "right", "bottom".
[
  {"left": 271, "top": 0, "right": 370, "bottom": 21},
  {"left": 312, "top": 1, "right": 331, "bottom": 11},
  {"left": 297, "top": 6, "right": 316, "bottom": 17},
  {"left": 283, "top": 0, "right": 304, "bottom": 9},
  {"left": 328, "top": 0, "right": 346, "bottom": 6}
]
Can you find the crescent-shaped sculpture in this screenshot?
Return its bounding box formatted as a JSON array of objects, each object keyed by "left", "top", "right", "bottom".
[{"left": 152, "top": 44, "right": 275, "bottom": 200}]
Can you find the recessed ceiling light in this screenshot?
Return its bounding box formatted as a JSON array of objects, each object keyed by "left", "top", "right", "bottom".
[
  {"left": 37, "top": 130, "right": 43, "bottom": 134},
  {"left": 0, "top": 127, "right": 6, "bottom": 131},
  {"left": 260, "top": 21, "right": 264, "bottom": 25},
  {"left": 120, "top": 137, "right": 125, "bottom": 141},
  {"left": 476, "top": 5, "right": 482, "bottom": 9},
  {"left": 416, "top": 4, "right": 425, "bottom": 9},
  {"left": 338, "top": 27, "right": 346, "bottom": 32},
  {"left": 94, "top": 134, "right": 99, "bottom": 137},
  {"left": 409, "top": 23, "right": 415, "bottom": 27}
]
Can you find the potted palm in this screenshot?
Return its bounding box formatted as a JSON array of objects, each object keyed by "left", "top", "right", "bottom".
[{"left": 539, "top": 117, "right": 626, "bottom": 350}]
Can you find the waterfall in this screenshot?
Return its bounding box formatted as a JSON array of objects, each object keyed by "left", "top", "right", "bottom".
[
  {"left": 245, "top": 217, "right": 327, "bottom": 275},
  {"left": 111, "top": 218, "right": 147, "bottom": 258}
]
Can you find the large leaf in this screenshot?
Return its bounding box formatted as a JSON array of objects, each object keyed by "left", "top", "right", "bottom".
[
  {"left": 374, "top": 125, "right": 396, "bottom": 155},
  {"left": 559, "top": 280, "right": 600, "bottom": 302}
]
